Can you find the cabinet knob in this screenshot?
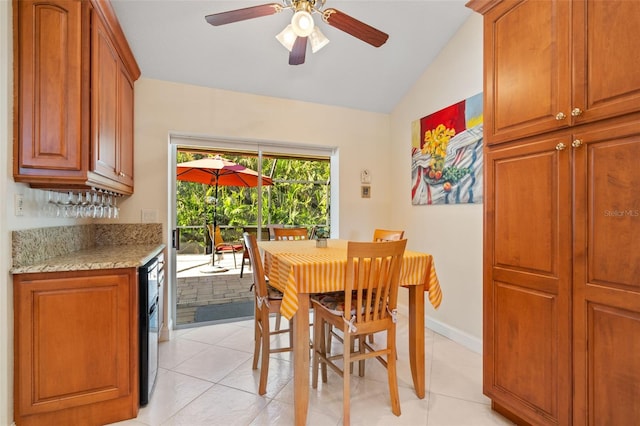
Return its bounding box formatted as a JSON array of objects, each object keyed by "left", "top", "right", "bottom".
[
  {"left": 555, "top": 112, "right": 567, "bottom": 120},
  {"left": 571, "top": 108, "right": 583, "bottom": 117},
  {"left": 572, "top": 139, "right": 583, "bottom": 148},
  {"left": 556, "top": 142, "right": 567, "bottom": 151}
]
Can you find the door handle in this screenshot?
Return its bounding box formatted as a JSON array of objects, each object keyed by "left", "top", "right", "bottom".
[{"left": 172, "top": 229, "right": 180, "bottom": 250}]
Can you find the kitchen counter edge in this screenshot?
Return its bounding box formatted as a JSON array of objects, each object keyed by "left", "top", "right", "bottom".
[{"left": 11, "top": 244, "right": 166, "bottom": 274}]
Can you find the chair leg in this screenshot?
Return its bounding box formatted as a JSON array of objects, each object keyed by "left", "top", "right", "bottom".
[
  {"left": 312, "top": 316, "right": 322, "bottom": 389},
  {"left": 258, "top": 311, "right": 270, "bottom": 396},
  {"left": 358, "top": 335, "right": 365, "bottom": 377},
  {"left": 343, "top": 331, "right": 352, "bottom": 426},
  {"left": 275, "top": 313, "right": 282, "bottom": 331},
  {"left": 252, "top": 301, "right": 261, "bottom": 370},
  {"left": 242, "top": 254, "right": 252, "bottom": 277},
  {"left": 387, "top": 327, "right": 401, "bottom": 416}
]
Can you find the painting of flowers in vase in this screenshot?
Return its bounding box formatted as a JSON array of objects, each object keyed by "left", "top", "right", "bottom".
[{"left": 411, "top": 92, "right": 483, "bottom": 205}]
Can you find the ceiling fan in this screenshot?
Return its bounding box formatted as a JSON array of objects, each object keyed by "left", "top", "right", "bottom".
[{"left": 205, "top": 0, "right": 389, "bottom": 66}]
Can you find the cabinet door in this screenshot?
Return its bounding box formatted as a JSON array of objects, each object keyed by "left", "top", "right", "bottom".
[
  {"left": 483, "top": 0, "right": 571, "bottom": 145},
  {"left": 14, "top": 0, "right": 87, "bottom": 176},
  {"left": 572, "top": 0, "right": 640, "bottom": 125},
  {"left": 572, "top": 120, "right": 640, "bottom": 424},
  {"left": 117, "top": 66, "right": 135, "bottom": 188},
  {"left": 484, "top": 135, "right": 572, "bottom": 424},
  {"left": 91, "top": 10, "right": 120, "bottom": 183},
  {"left": 14, "top": 269, "right": 138, "bottom": 423}
]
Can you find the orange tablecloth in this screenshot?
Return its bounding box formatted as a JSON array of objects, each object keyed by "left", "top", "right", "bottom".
[{"left": 259, "top": 239, "right": 442, "bottom": 320}]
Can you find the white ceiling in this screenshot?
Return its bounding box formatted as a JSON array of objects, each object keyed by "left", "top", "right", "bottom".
[{"left": 110, "top": 0, "right": 473, "bottom": 114}]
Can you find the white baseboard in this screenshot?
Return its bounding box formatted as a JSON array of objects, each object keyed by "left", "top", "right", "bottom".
[
  {"left": 397, "top": 301, "right": 482, "bottom": 354},
  {"left": 426, "top": 316, "right": 482, "bottom": 354}
]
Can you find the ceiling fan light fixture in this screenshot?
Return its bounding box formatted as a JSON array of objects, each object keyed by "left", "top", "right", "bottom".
[
  {"left": 309, "top": 26, "right": 329, "bottom": 53},
  {"left": 291, "top": 10, "right": 314, "bottom": 37},
  {"left": 276, "top": 25, "right": 297, "bottom": 51}
]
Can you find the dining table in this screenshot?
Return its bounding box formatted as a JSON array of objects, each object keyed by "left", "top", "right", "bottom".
[{"left": 258, "top": 239, "right": 442, "bottom": 426}]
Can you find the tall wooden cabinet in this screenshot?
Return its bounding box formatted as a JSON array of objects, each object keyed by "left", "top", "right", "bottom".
[
  {"left": 13, "top": 0, "right": 140, "bottom": 195},
  {"left": 468, "top": 0, "right": 640, "bottom": 424},
  {"left": 13, "top": 268, "right": 139, "bottom": 426}
]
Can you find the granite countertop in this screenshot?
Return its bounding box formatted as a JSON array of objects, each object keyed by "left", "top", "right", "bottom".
[{"left": 11, "top": 244, "right": 166, "bottom": 274}]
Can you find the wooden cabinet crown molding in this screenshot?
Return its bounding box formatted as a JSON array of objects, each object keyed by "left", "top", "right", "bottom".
[{"left": 465, "top": 0, "right": 502, "bottom": 14}]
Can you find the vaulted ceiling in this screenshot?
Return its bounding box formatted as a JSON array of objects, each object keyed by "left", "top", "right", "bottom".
[{"left": 111, "top": 0, "right": 472, "bottom": 114}]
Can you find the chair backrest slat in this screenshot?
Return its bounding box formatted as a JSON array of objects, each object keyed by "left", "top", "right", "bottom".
[
  {"left": 344, "top": 240, "right": 407, "bottom": 325},
  {"left": 273, "top": 227, "right": 309, "bottom": 241},
  {"left": 243, "top": 232, "right": 268, "bottom": 300},
  {"left": 373, "top": 229, "right": 405, "bottom": 242}
]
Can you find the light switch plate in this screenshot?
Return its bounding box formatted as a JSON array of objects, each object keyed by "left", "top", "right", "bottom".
[
  {"left": 15, "top": 194, "right": 24, "bottom": 216},
  {"left": 141, "top": 208, "right": 158, "bottom": 223}
]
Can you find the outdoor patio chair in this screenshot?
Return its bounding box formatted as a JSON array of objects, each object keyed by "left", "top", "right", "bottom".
[{"left": 207, "top": 225, "right": 243, "bottom": 268}]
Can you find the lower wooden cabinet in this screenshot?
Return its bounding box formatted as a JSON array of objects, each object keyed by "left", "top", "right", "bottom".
[
  {"left": 571, "top": 119, "right": 640, "bottom": 424},
  {"left": 484, "top": 117, "right": 640, "bottom": 424},
  {"left": 13, "top": 268, "right": 139, "bottom": 426},
  {"left": 484, "top": 133, "right": 573, "bottom": 425}
]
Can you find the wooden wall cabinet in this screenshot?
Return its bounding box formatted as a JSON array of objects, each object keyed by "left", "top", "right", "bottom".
[
  {"left": 479, "top": 0, "right": 640, "bottom": 145},
  {"left": 13, "top": 0, "right": 140, "bottom": 195},
  {"left": 91, "top": 8, "right": 135, "bottom": 189},
  {"left": 468, "top": 0, "right": 640, "bottom": 424},
  {"left": 13, "top": 268, "right": 139, "bottom": 426}
]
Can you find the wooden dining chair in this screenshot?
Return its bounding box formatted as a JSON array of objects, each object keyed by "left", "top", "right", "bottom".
[
  {"left": 328, "top": 228, "right": 407, "bottom": 351},
  {"left": 373, "top": 228, "right": 405, "bottom": 242},
  {"left": 240, "top": 226, "right": 270, "bottom": 278},
  {"left": 242, "top": 232, "right": 293, "bottom": 395},
  {"left": 311, "top": 239, "right": 407, "bottom": 425},
  {"left": 273, "top": 227, "right": 309, "bottom": 240}
]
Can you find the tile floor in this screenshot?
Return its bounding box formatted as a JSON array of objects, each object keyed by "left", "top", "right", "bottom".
[{"left": 111, "top": 313, "right": 512, "bottom": 426}]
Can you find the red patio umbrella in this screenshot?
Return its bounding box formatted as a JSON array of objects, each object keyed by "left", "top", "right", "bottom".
[{"left": 176, "top": 155, "right": 273, "bottom": 231}]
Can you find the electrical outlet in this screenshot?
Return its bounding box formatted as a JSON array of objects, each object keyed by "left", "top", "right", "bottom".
[{"left": 15, "top": 194, "right": 24, "bottom": 216}]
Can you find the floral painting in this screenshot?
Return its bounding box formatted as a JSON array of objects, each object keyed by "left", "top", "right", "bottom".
[{"left": 411, "top": 92, "right": 483, "bottom": 205}]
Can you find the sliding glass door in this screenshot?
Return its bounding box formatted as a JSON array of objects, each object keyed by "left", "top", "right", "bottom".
[{"left": 170, "top": 136, "right": 334, "bottom": 328}]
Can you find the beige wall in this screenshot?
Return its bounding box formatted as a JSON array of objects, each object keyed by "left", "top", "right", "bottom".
[
  {"left": 125, "top": 78, "right": 392, "bottom": 331},
  {"left": 390, "top": 14, "right": 484, "bottom": 350},
  {"left": 0, "top": 4, "right": 483, "bottom": 422}
]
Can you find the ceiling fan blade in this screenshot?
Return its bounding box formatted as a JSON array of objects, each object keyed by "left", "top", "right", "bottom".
[
  {"left": 205, "top": 3, "right": 282, "bottom": 26},
  {"left": 322, "top": 8, "right": 389, "bottom": 47},
  {"left": 289, "top": 36, "right": 307, "bottom": 65}
]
